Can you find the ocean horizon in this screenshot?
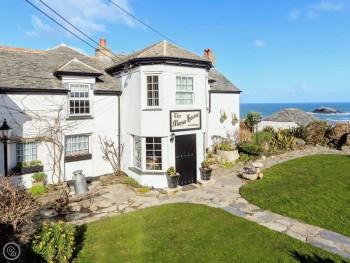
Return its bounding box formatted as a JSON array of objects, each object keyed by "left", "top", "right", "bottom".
[{"left": 240, "top": 102, "right": 350, "bottom": 124}]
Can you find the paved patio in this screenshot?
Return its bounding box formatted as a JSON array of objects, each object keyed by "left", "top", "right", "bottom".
[{"left": 39, "top": 146, "right": 350, "bottom": 259}]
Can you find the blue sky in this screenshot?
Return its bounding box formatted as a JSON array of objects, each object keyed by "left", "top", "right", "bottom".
[{"left": 1, "top": 0, "right": 349, "bottom": 103}]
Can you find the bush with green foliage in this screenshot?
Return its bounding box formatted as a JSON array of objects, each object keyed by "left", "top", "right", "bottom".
[
  {"left": 201, "top": 160, "right": 211, "bottom": 169},
  {"left": 224, "top": 162, "right": 234, "bottom": 169},
  {"left": 252, "top": 131, "right": 274, "bottom": 144},
  {"left": 305, "top": 121, "right": 329, "bottom": 145},
  {"left": 121, "top": 177, "right": 141, "bottom": 187},
  {"left": 29, "top": 185, "right": 47, "bottom": 197},
  {"left": 32, "top": 172, "right": 46, "bottom": 182},
  {"left": 238, "top": 142, "right": 263, "bottom": 156},
  {"left": 270, "top": 130, "right": 297, "bottom": 151},
  {"left": 32, "top": 221, "right": 76, "bottom": 263}
]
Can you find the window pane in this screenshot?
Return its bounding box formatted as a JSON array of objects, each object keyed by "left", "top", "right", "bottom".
[
  {"left": 145, "top": 137, "right": 162, "bottom": 171},
  {"left": 16, "top": 142, "right": 37, "bottom": 163},
  {"left": 65, "top": 135, "right": 90, "bottom": 156}
]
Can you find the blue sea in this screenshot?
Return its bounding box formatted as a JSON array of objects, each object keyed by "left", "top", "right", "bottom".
[{"left": 240, "top": 102, "right": 350, "bottom": 124}]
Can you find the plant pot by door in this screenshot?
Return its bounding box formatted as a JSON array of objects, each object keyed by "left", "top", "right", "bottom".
[
  {"left": 166, "top": 173, "right": 180, "bottom": 188},
  {"left": 199, "top": 168, "right": 212, "bottom": 181}
]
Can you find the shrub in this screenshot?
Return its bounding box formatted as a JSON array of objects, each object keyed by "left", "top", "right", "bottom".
[
  {"left": 238, "top": 142, "right": 263, "bottom": 156},
  {"left": 305, "top": 121, "right": 329, "bottom": 145},
  {"left": 324, "top": 122, "right": 350, "bottom": 148},
  {"left": 29, "top": 185, "right": 47, "bottom": 197},
  {"left": 220, "top": 143, "right": 232, "bottom": 151},
  {"left": 252, "top": 131, "right": 274, "bottom": 144},
  {"left": 32, "top": 221, "right": 76, "bottom": 263},
  {"left": 270, "top": 129, "right": 298, "bottom": 151},
  {"left": 237, "top": 153, "right": 252, "bottom": 163},
  {"left": 239, "top": 127, "right": 253, "bottom": 143},
  {"left": 121, "top": 177, "right": 141, "bottom": 188},
  {"left": 32, "top": 172, "right": 46, "bottom": 182},
  {"left": 224, "top": 162, "right": 234, "bottom": 169},
  {"left": 201, "top": 160, "right": 211, "bottom": 169},
  {"left": 0, "top": 177, "right": 39, "bottom": 245},
  {"left": 139, "top": 187, "right": 151, "bottom": 194},
  {"left": 262, "top": 126, "right": 275, "bottom": 133}
]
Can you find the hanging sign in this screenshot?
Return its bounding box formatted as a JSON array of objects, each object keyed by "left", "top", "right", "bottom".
[{"left": 170, "top": 110, "right": 201, "bottom": 132}]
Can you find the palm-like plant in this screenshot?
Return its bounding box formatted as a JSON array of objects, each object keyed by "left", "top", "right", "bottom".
[{"left": 244, "top": 112, "right": 262, "bottom": 132}]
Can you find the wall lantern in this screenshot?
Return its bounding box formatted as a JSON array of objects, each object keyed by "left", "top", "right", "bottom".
[
  {"left": 0, "top": 119, "right": 12, "bottom": 176},
  {"left": 170, "top": 133, "right": 176, "bottom": 143}
]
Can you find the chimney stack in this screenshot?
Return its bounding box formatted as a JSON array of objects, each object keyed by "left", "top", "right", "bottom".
[
  {"left": 95, "top": 38, "right": 112, "bottom": 61},
  {"left": 100, "top": 38, "right": 106, "bottom": 47},
  {"left": 204, "top": 48, "right": 216, "bottom": 65}
]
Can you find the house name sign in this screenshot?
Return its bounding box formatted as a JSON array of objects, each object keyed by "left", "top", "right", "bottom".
[{"left": 170, "top": 110, "right": 201, "bottom": 132}]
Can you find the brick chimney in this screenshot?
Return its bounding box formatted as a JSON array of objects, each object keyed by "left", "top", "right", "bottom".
[
  {"left": 95, "top": 38, "right": 112, "bottom": 61},
  {"left": 204, "top": 48, "right": 216, "bottom": 65}
]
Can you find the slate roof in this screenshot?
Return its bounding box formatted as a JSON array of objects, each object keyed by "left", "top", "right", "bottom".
[
  {"left": 54, "top": 58, "right": 103, "bottom": 76},
  {"left": 208, "top": 68, "right": 241, "bottom": 93},
  {"left": 0, "top": 45, "right": 121, "bottom": 92},
  {"left": 263, "top": 108, "right": 319, "bottom": 125},
  {"left": 108, "top": 40, "right": 211, "bottom": 70}
]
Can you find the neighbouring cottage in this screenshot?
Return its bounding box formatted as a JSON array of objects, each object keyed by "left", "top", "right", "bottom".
[
  {"left": 0, "top": 39, "right": 240, "bottom": 188},
  {"left": 257, "top": 108, "right": 319, "bottom": 131}
]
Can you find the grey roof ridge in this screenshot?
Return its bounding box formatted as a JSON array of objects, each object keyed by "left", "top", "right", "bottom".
[
  {"left": 46, "top": 43, "right": 88, "bottom": 55},
  {"left": 55, "top": 58, "right": 102, "bottom": 73}
]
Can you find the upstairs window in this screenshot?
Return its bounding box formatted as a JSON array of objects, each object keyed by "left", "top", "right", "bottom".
[
  {"left": 16, "top": 142, "right": 37, "bottom": 163},
  {"left": 69, "top": 84, "right": 90, "bottom": 115},
  {"left": 147, "top": 76, "right": 159, "bottom": 106},
  {"left": 176, "top": 76, "right": 194, "bottom": 105}
]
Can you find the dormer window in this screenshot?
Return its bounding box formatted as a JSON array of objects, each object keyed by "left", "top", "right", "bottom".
[{"left": 69, "top": 83, "right": 90, "bottom": 115}]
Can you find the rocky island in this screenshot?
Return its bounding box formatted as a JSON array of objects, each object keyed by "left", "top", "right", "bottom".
[{"left": 312, "top": 107, "right": 345, "bottom": 114}]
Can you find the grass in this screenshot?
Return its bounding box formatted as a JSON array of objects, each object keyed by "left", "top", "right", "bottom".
[
  {"left": 241, "top": 154, "right": 350, "bottom": 238},
  {"left": 75, "top": 203, "right": 347, "bottom": 262}
]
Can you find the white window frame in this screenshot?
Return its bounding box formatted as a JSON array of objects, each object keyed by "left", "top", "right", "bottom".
[
  {"left": 145, "top": 137, "right": 162, "bottom": 171},
  {"left": 65, "top": 135, "right": 90, "bottom": 156},
  {"left": 69, "top": 83, "right": 91, "bottom": 116},
  {"left": 146, "top": 75, "right": 160, "bottom": 107},
  {"left": 16, "top": 142, "right": 37, "bottom": 163},
  {"left": 133, "top": 136, "right": 141, "bottom": 169},
  {"left": 176, "top": 76, "right": 194, "bottom": 105}
]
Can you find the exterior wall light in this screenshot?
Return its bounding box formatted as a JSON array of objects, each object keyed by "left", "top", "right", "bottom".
[{"left": 170, "top": 133, "right": 175, "bottom": 143}]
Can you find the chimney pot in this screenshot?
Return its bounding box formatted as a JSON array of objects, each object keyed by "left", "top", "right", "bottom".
[
  {"left": 100, "top": 38, "right": 106, "bottom": 47},
  {"left": 203, "top": 48, "right": 215, "bottom": 65}
]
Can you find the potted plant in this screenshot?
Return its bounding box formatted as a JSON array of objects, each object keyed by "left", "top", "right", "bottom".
[
  {"left": 166, "top": 166, "right": 180, "bottom": 188},
  {"left": 12, "top": 160, "right": 44, "bottom": 174},
  {"left": 32, "top": 172, "right": 46, "bottom": 186},
  {"left": 199, "top": 160, "right": 212, "bottom": 180},
  {"left": 220, "top": 110, "right": 227, "bottom": 122},
  {"left": 232, "top": 113, "right": 239, "bottom": 124}
]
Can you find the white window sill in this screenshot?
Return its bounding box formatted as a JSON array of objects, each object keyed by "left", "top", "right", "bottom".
[{"left": 142, "top": 108, "right": 162, "bottom": 111}]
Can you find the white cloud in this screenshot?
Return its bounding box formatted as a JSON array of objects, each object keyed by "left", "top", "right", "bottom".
[
  {"left": 289, "top": 8, "right": 301, "bottom": 20},
  {"left": 307, "top": 11, "right": 319, "bottom": 19},
  {"left": 310, "top": 1, "right": 342, "bottom": 11},
  {"left": 28, "top": 0, "right": 135, "bottom": 37},
  {"left": 254, "top": 40, "right": 266, "bottom": 48},
  {"left": 26, "top": 15, "right": 52, "bottom": 37}
]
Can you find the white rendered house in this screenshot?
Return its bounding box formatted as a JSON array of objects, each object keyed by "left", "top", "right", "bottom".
[
  {"left": 107, "top": 41, "right": 241, "bottom": 188},
  {"left": 0, "top": 39, "right": 240, "bottom": 188}
]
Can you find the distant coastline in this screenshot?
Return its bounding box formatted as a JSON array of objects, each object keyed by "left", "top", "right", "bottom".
[{"left": 240, "top": 102, "right": 350, "bottom": 124}]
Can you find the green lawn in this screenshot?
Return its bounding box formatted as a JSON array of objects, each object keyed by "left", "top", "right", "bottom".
[
  {"left": 75, "top": 203, "right": 348, "bottom": 262},
  {"left": 241, "top": 154, "right": 350, "bottom": 238}
]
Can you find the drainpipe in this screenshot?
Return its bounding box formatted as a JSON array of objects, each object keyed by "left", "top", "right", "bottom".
[{"left": 118, "top": 92, "right": 121, "bottom": 171}]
